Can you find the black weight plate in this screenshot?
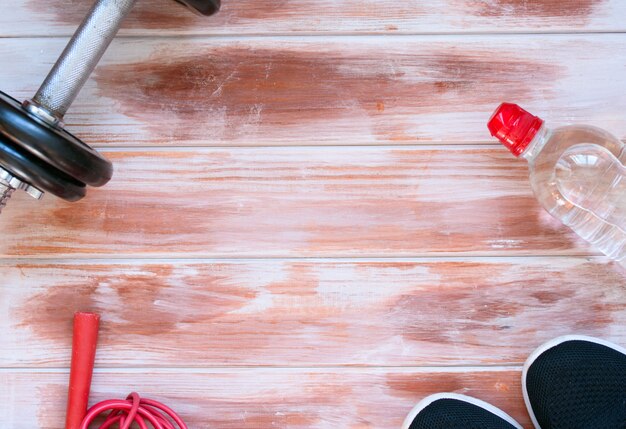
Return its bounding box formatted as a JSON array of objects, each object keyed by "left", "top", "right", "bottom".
[
  {"left": 0, "top": 135, "right": 86, "bottom": 201},
  {"left": 175, "top": 0, "right": 220, "bottom": 16},
  {"left": 0, "top": 91, "right": 112, "bottom": 187}
]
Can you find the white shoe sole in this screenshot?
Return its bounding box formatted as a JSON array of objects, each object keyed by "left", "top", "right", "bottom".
[
  {"left": 522, "top": 335, "right": 626, "bottom": 429},
  {"left": 400, "top": 392, "right": 523, "bottom": 429}
]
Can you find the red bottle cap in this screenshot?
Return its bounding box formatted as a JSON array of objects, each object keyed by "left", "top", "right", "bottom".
[{"left": 487, "top": 103, "right": 544, "bottom": 156}]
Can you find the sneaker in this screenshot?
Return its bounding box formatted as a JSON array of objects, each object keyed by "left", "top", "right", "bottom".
[
  {"left": 523, "top": 335, "right": 626, "bottom": 429},
  {"left": 401, "top": 393, "right": 523, "bottom": 429}
]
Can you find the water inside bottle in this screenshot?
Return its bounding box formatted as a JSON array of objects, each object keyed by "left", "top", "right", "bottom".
[
  {"left": 556, "top": 144, "right": 625, "bottom": 229},
  {"left": 524, "top": 126, "right": 626, "bottom": 266}
]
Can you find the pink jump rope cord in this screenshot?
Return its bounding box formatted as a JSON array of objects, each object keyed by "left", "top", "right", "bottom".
[{"left": 66, "top": 312, "right": 188, "bottom": 429}]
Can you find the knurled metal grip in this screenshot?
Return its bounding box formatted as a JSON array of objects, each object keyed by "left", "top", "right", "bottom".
[
  {"left": 0, "top": 0, "right": 220, "bottom": 214},
  {"left": 31, "top": 0, "right": 138, "bottom": 121}
]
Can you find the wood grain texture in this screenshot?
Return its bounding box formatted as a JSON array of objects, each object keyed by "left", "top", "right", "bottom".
[
  {"left": 2, "top": 35, "right": 626, "bottom": 146},
  {"left": 0, "top": 147, "right": 602, "bottom": 258},
  {"left": 2, "top": 258, "right": 624, "bottom": 367},
  {"left": 1, "top": 0, "right": 624, "bottom": 36},
  {"left": 1, "top": 369, "right": 531, "bottom": 428}
]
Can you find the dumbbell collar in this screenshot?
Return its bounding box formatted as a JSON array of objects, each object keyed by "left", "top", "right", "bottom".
[{"left": 22, "top": 99, "right": 65, "bottom": 129}]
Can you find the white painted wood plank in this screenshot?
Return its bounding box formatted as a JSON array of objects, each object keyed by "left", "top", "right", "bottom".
[
  {"left": 2, "top": 258, "right": 624, "bottom": 367},
  {"left": 1, "top": 35, "right": 625, "bottom": 146},
  {"left": 0, "top": 147, "right": 600, "bottom": 257},
  {"left": 1, "top": 0, "right": 624, "bottom": 37}
]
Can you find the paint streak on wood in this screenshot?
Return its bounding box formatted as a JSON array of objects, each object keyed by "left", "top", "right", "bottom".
[
  {"left": 3, "top": 259, "right": 624, "bottom": 367},
  {"left": 1, "top": 370, "right": 531, "bottom": 428},
  {"left": 93, "top": 47, "right": 557, "bottom": 142},
  {"left": 478, "top": 0, "right": 602, "bottom": 17},
  {"left": 0, "top": 147, "right": 594, "bottom": 258}
]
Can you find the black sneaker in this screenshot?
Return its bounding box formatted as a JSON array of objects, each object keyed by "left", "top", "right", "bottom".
[
  {"left": 401, "top": 393, "right": 523, "bottom": 429},
  {"left": 523, "top": 335, "right": 626, "bottom": 429}
]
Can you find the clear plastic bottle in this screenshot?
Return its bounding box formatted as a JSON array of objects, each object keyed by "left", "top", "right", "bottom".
[{"left": 488, "top": 103, "right": 625, "bottom": 267}]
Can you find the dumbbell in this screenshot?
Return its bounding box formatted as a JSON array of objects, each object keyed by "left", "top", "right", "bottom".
[{"left": 0, "top": 0, "right": 220, "bottom": 214}]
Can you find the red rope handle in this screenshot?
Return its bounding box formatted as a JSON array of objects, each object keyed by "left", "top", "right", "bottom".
[
  {"left": 65, "top": 312, "right": 188, "bottom": 429},
  {"left": 66, "top": 313, "right": 100, "bottom": 429}
]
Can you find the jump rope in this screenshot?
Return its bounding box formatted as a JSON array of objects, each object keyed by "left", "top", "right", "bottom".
[{"left": 67, "top": 312, "right": 188, "bottom": 429}]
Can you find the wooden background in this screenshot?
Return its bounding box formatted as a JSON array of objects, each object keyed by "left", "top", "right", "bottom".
[{"left": 1, "top": 1, "right": 625, "bottom": 427}]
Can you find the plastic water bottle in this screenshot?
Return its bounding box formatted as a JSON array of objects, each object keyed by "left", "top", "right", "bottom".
[{"left": 488, "top": 103, "right": 625, "bottom": 267}]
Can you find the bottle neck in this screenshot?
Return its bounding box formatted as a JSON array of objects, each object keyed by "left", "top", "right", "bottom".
[{"left": 520, "top": 125, "right": 551, "bottom": 163}]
